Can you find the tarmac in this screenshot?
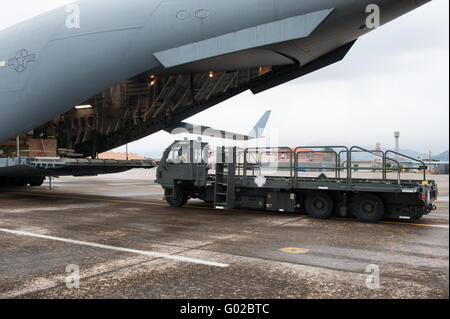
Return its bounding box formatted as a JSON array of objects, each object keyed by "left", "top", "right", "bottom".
[{"left": 0, "top": 169, "right": 448, "bottom": 299}]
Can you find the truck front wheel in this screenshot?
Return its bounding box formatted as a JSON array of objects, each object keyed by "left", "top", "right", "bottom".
[{"left": 166, "top": 188, "right": 188, "bottom": 207}]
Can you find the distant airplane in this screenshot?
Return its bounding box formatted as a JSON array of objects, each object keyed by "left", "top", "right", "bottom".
[{"left": 165, "top": 110, "right": 272, "bottom": 140}]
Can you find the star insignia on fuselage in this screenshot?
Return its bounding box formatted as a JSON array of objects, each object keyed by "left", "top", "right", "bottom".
[{"left": 8, "top": 49, "right": 36, "bottom": 73}]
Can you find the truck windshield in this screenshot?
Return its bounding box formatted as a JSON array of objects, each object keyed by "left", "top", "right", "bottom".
[{"left": 165, "top": 141, "right": 209, "bottom": 164}]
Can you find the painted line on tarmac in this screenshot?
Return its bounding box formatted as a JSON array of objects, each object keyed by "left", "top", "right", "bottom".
[
  {"left": 3, "top": 191, "right": 449, "bottom": 229},
  {"left": 4, "top": 191, "right": 169, "bottom": 207},
  {"left": 379, "top": 220, "right": 449, "bottom": 229},
  {"left": 0, "top": 228, "right": 229, "bottom": 268},
  {"left": 331, "top": 217, "right": 449, "bottom": 229}
]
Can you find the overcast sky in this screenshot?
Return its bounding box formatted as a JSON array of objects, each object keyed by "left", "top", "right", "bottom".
[{"left": 1, "top": 0, "right": 448, "bottom": 157}]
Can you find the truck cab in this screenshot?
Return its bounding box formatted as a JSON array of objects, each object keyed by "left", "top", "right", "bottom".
[{"left": 156, "top": 140, "right": 212, "bottom": 206}]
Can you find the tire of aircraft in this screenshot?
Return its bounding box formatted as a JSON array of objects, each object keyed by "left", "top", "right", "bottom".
[
  {"left": 305, "top": 191, "right": 334, "bottom": 219},
  {"left": 28, "top": 177, "right": 45, "bottom": 187},
  {"left": 351, "top": 193, "right": 385, "bottom": 223}
]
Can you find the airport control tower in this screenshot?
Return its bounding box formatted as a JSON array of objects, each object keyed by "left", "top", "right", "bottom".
[{"left": 394, "top": 131, "right": 400, "bottom": 153}]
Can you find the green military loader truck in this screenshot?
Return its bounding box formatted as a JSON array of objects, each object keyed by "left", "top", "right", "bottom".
[{"left": 156, "top": 140, "right": 438, "bottom": 223}]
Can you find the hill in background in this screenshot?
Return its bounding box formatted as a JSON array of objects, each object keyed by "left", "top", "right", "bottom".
[
  {"left": 434, "top": 150, "right": 449, "bottom": 161},
  {"left": 348, "top": 148, "right": 449, "bottom": 161}
]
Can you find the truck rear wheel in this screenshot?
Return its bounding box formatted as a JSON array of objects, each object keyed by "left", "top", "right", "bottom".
[
  {"left": 166, "top": 188, "right": 188, "bottom": 207},
  {"left": 352, "top": 193, "right": 384, "bottom": 223},
  {"left": 305, "top": 192, "right": 334, "bottom": 219}
]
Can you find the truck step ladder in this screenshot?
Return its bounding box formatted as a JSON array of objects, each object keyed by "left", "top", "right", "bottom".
[{"left": 214, "top": 147, "right": 236, "bottom": 209}]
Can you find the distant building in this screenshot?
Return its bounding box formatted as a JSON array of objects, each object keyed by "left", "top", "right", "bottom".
[
  {"left": 393, "top": 159, "right": 449, "bottom": 175},
  {"left": 423, "top": 161, "right": 449, "bottom": 175},
  {"left": 278, "top": 148, "right": 336, "bottom": 163},
  {"left": 277, "top": 148, "right": 337, "bottom": 171},
  {"left": 98, "top": 152, "right": 146, "bottom": 160}
]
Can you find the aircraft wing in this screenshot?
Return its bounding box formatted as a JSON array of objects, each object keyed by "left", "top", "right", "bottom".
[
  {"left": 167, "top": 123, "right": 253, "bottom": 140},
  {"left": 165, "top": 110, "right": 271, "bottom": 140}
]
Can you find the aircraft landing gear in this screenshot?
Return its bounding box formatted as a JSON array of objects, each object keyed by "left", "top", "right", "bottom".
[{"left": 28, "top": 177, "right": 45, "bottom": 187}]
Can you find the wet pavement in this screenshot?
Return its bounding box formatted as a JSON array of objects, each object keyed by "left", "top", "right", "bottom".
[{"left": 0, "top": 170, "right": 448, "bottom": 299}]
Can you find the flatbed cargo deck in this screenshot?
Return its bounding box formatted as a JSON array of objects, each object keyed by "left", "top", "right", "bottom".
[
  {"left": 0, "top": 156, "right": 157, "bottom": 187},
  {"left": 156, "top": 140, "right": 438, "bottom": 223}
]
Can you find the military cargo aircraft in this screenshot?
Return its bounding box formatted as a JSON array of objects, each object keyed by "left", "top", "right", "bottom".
[{"left": 0, "top": 0, "right": 431, "bottom": 184}]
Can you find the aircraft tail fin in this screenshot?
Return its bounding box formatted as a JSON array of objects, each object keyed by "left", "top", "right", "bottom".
[{"left": 248, "top": 110, "right": 271, "bottom": 138}]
